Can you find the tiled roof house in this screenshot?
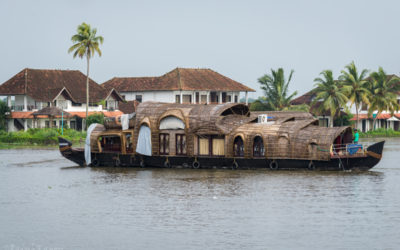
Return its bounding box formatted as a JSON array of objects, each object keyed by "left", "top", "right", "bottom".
[
  {"left": 0, "top": 68, "right": 124, "bottom": 131},
  {"left": 102, "top": 68, "right": 255, "bottom": 105}
]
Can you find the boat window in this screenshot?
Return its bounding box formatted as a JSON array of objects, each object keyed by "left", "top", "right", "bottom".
[
  {"left": 100, "top": 135, "right": 121, "bottom": 152},
  {"left": 198, "top": 136, "right": 225, "bottom": 156},
  {"left": 159, "top": 116, "right": 185, "bottom": 130},
  {"left": 199, "top": 137, "right": 210, "bottom": 155},
  {"left": 234, "top": 136, "right": 244, "bottom": 157},
  {"left": 159, "top": 133, "right": 169, "bottom": 155},
  {"left": 124, "top": 132, "right": 133, "bottom": 153},
  {"left": 176, "top": 134, "right": 186, "bottom": 155},
  {"left": 253, "top": 136, "right": 265, "bottom": 157},
  {"left": 212, "top": 137, "right": 225, "bottom": 156}
]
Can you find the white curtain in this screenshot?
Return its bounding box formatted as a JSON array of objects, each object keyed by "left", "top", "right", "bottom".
[
  {"left": 136, "top": 125, "right": 152, "bottom": 156},
  {"left": 84, "top": 123, "right": 99, "bottom": 165},
  {"left": 212, "top": 138, "right": 225, "bottom": 156},
  {"left": 159, "top": 116, "right": 185, "bottom": 130}
]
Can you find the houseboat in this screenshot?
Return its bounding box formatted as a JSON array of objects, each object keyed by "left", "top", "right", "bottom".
[{"left": 58, "top": 102, "right": 385, "bottom": 171}]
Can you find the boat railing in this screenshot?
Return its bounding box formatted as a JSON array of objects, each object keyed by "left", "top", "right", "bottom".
[{"left": 331, "top": 143, "right": 370, "bottom": 157}]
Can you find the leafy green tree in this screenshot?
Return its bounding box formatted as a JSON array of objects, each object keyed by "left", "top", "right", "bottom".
[
  {"left": 258, "top": 68, "right": 298, "bottom": 111},
  {"left": 68, "top": 22, "right": 104, "bottom": 130},
  {"left": 339, "top": 61, "right": 369, "bottom": 129},
  {"left": 0, "top": 100, "right": 11, "bottom": 130},
  {"left": 312, "top": 70, "right": 348, "bottom": 127},
  {"left": 367, "top": 67, "right": 400, "bottom": 129},
  {"left": 86, "top": 113, "right": 104, "bottom": 127}
]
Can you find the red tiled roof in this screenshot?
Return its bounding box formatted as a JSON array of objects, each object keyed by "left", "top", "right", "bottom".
[
  {"left": 11, "top": 112, "right": 34, "bottom": 119},
  {"left": 68, "top": 111, "right": 123, "bottom": 118},
  {"left": 0, "top": 68, "right": 114, "bottom": 103},
  {"left": 102, "top": 68, "right": 255, "bottom": 92},
  {"left": 291, "top": 90, "right": 315, "bottom": 105},
  {"left": 350, "top": 114, "right": 394, "bottom": 120}
]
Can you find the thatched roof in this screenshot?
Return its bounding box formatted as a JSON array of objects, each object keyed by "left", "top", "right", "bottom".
[{"left": 32, "top": 107, "right": 71, "bottom": 117}]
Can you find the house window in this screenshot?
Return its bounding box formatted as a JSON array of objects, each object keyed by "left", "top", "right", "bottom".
[
  {"left": 233, "top": 136, "right": 244, "bottom": 157},
  {"left": 176, "top": 134, "right": 186, "bottom": 155},
  {"left": 361, "top": 102, "right": 368, "bottom": 111},
  {"left": 70, "top": 121, "right": 76, "bottom": 130},
  {"left": 228, "top": 95, "right": 232, "bottom": 102},
  {"left": 200, "top": 95, "right": 207, "bottom": 104},
  {"left": 53, "top": 121, "right": 57, "bottom": 127},
  {"left": 182, "top": 95, "right": 192, "bottom": 104},
  {"left": 89, "top": 103, "right": 98, "bottom": 107},
  {"left": 253, "top": 136, "right": 265, "bottom": 157},
  {"left": 159, "top": 133, "right": 169, "bottom": 155},
  {"left": 136, "top": 95, "right": 142, "bottom": 103},
  {"left": 234, "top": 95, "right": 238, "bottom": 103},
  {"left": 45, "top": 121, "right": 50, "bottom": 128},
  {"left": 175, "top": 95, "right": 181, "bottom": 103},
  {"left": 222, "top": 92, "right": 227, "bottom": 103},
  {"left": 72, "top": 102, "right": 81, "bottom": 107},
  {"left": 196, "top": 92, "right": 200, "bottom": 104}
]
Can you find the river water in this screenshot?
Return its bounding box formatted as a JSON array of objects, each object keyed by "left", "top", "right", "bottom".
[{"left": 0, "top": 138, "right": 400, "bottom": 250}]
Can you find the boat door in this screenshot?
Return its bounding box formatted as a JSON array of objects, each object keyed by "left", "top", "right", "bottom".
[{"left": 136, "top": 125, "right": 152, "bottom": 156}]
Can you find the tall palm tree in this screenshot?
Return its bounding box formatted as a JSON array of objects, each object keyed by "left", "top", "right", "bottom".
[
  {"left": 367, "top": 67, "right": 400, "bottom": 129},
  {"left": 339, "top": 61, "right": 370, "bottom": 129},
  {"left": 68, "top": 22, "right": 104, "bottom": 130},
  {"left": 258, "top": 68, "right": 297, "bottom": 111},
  {"left": 312, "top": 70, "right": 348, "bottom": 127}
]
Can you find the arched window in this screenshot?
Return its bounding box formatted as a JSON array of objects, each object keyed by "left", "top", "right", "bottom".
[
  {"left": 253, "top": 136, "right": 265, "bottom": 157},
  {"left": 233, "top": 136, "right": 244, "bottom": 157},
  {"left": 159, "top": 116, "right": 185, "bottom": 130}
]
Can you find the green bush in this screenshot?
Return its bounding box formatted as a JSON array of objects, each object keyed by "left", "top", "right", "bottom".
[
  {"left": 86, "top": 113, "right": 104, "bottom": 127},
  {"left": 359, "top": 128, "right": 400, "bottom": 138},
  {"left": 0, "top": 128, "right": 86, "bottom": 145}
]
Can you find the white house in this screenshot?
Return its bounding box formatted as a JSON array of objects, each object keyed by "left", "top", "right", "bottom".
[
  {"left": 0, "top": 68, "right": 124, "bottom": 131},
  {"left": 102, "top": 68, "right": 255, "bottom": 105}
]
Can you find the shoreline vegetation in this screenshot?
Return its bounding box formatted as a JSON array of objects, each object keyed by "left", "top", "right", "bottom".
[
  {"left": 0, "top": 128, "right": 86, "bottom": 147},
  {"left": 359, "top": 128, "right": 400, "bottom": 138},
  {"left": 0, "top": 127, "right": 399, "bottom": 149}
]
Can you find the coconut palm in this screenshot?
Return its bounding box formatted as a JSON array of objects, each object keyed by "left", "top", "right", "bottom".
[
  {"left": 258, "top": 68, "right": 297, "bottom": 111},
  {"left": 367, "top": 67, "right": 400, "bottom": 129},
  {"left": 312, "top": 70, "right": 348, "bottom": 127},
  {"left": 68, "top": 22, "right": 104, "bottom": 129},
  {"left": 339, "top": 61, "right": 370, "bottom": 129}
]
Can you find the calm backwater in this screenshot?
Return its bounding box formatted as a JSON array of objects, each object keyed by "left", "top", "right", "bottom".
[{"left": 1, "top": 138, "right": 400, "bottom": 250}]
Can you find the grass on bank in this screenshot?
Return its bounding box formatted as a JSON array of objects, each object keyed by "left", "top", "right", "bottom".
[
  {"left": 0, "top": 128, "right": 86, "bottom": 146},
  {"left": 359, "top": 128, "right": 400, "bottom": 138}
]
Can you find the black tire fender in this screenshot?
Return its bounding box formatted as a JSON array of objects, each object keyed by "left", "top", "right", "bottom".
[
  {"left": 269, "top": 160, "right": 278, "bottom": 170},
  {"left": 192, "top": 161, "right": 200, "bottom": 169},
  {"left": 140, "top": 160, "right": 145, "bottom": 168},
  {"left": 92, "top": 159, "right": 100, "bottom": 167},
  {"left": 164, "top": 160, "right": 171, "bottom": 168}
]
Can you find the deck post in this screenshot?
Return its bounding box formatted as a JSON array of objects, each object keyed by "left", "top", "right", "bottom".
[
  {"left": 23, "top": 95, "right": 28, "bottom": 111},
  {"left": 219, "top": 92, "right": 222, "bottom": 104},
  {"left": 207, "top": 92, "right": 210, "bottom": 104}
]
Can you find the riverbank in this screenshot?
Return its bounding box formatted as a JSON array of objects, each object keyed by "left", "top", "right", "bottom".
[
  {"left": 359, "top": 128, "right": 400, "bottom": 138},
  {"left": 0, "top": 128, "right": 86, "bottom": 147}
]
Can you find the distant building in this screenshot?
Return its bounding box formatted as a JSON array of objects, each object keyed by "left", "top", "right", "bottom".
[
  {"left": 291, "top": 75, "right": 400, "bottom": 131},
  {"left": 102, "top": 68, "right": 255, "bottom": 105},
  {"left": 0, "top": 68, "right": 124, "bottom": 131}
]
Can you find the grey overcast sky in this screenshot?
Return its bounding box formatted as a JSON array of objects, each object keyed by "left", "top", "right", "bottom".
[{"left": 1, "top": 0, "right": 399, "bottom": 99}]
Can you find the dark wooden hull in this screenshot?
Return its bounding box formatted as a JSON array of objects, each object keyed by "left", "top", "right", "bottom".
[{"left": 58, "top": 137, "right": 385, "bottom": 171}]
